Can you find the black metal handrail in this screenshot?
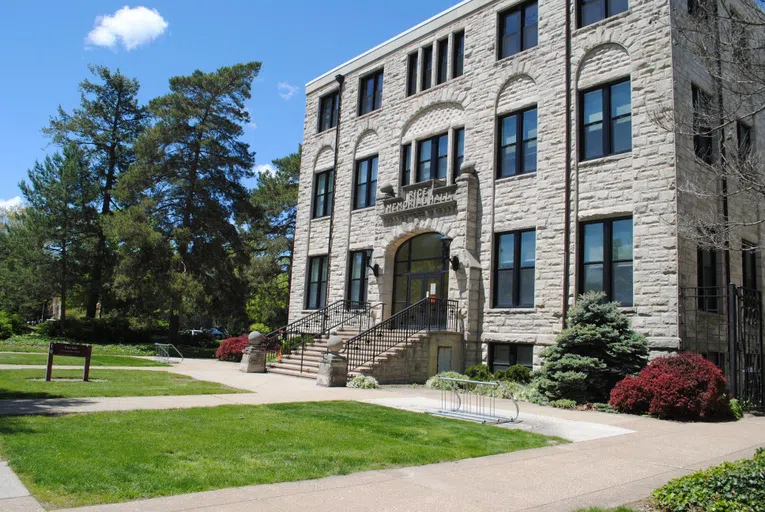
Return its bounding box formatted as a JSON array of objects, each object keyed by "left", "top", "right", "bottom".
[{"left": 343, "top": 297, "right": 459, "bottom": 373}]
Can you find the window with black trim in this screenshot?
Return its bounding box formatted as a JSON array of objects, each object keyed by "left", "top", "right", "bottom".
[
  {"left": 490, "top": 343, "right": 533, "bottom": 371},
  {"left": 437, "top": 38, "right": 449, "bottom": 85},
  {"left": 743, "top": 241, "right": 759, "bottom": 291},
  {"left": 578, "top": 0, "right": 628, "bottom": 28},
  {"left": 580, "top": 217, "right": 633, "bottom": 306},
  {"left": 498, "top": 1, "right": 538, "bottom": 59},
  {"left": 453, "top": 128, "right": 465, "bottom": 180},
  {"left": 353, "top": 155, "right": 378, "bottom": 210},
  {"left": 422, "top": 45, "right": 433, "bottom": 91},
  {"left": 347, "top": 250, "right": 372, "bottom": 305},
  {"left": 498, "top": 107, "right": 537, "bottom": 178},
  {"left": 737, "top": 120, "right": 752, "bottom": 160},
  {"left": 692, "top": 84, "right": 714, "bottom": 164},
  {"left": 307, "top": 255, "right": 328, "bottom": 310},
  {"left": 417, "top": 133, "right": 448, "bottom": 182},
  {"left": 407, "top": 53, "right": 418, "bottom": 97},
  {"left": 494, "top": 230, "right": 536, "bottom": 308},
  {"left": 359, "top": 70, "right": 383, "bottom": 116},
  {"left": 580, "top": 78, "right": 631, "bottom": 161},
  {"left": 318, "top": 91, "right": 339, "bottom": 133},
  {"left": 452, "top": 31, "right": 465, "bottom": 78},
  {"left": 401, "top": 144, "right": 412, "bottom": 186},
  {"left": 697, "top": 248, "right": 720, "bottom": 312},
  {"left": 312, "top": 169, "right": 334, "bottom": 219}
]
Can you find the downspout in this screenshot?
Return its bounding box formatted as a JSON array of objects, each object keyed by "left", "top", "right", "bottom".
[
  {"left": 562, "top": 0, "right": 573, "bottom": 328},
  {"left": 325, "top": 74, "right": 345, "bottom": 307}
]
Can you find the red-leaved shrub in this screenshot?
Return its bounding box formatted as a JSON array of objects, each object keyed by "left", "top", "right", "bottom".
[
  {"left": 215, "top": 336, "right": 250, "bottom": 362},
  {"left": 609, "top": 352, "right": 731, "bottom": 421}
]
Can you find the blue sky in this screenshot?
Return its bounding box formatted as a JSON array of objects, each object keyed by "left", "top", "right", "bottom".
[{"left": 0, "top": 0, "right": 460, "bottom": 207}]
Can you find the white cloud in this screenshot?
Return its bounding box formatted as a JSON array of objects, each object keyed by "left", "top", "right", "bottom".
[
  {"left": 247, "top": 120, "right": 258, "bottom": 130},
  {"left": 277, "top": 82, "right": 299, "bottom": 101},
  {"left": 86, "top": 6, "right": 168, "bottom": 51},
  {"left": 0, "top": 196, "right": 22, "bottom": 211},
  {"left": 254, "top": 164, "right": 275, "bottom": 178}
]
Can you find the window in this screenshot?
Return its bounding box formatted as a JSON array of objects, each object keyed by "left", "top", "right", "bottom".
[
  {"left": 494, "top": 230, "right": 536, "bottom": 308},
  {"left": 697, "top": 248, "right": 720, "bottom": 312},
  {"left": 498, "top": 107, "right": 537, "bottom": 178},
  {"left": 312, "top": 169, "right": 334, "bottom": 219},
  {"left": 742, "top": 241, "right": 758, "bottom": 291},
  {"left": 499, "top": 1, "right": 538, "bottom": 59},
  {"left": 353, "top": 155, "right": 378, "bottom": 210},
  {"left": 318, "top": 91, "right": 339, "bottom": 132},
  {"left": 580, "top": 78, "right": 632, "bottom": 161},
  {"left": 359, "top": 70, "right": 383, "bottom": 116},
  {"left": 688, "top": 0, "right": 709, "bottom": 17},
  {"left": 401, "top": 144, "right": 412, "bottom": 186},
  {"left": 578, "top": 0, "right": 628, "bottom": 27},
  {"left": 407, "top": 53, "right": 418, "bottom": 97},
  {"left": 453, "top": 128, "right": 465, "bottom": 180},
  {"left": 307, "top": 255, "right": 328, "bottom": 310},
  {"left": 580, "top": 217, "right": 633, "bottom": 306},
  {"left": 422, "top": 45, "right": 433, "bottom": 91},
  {"left": 737, "top": 121, "right": 752, "bottom": 160},
  {"left": 490, "top": 343, "right": 534, "bottom": 371},
  {"left": 692, "top": 84, "right": 714, "bottom": 164},
  {"left": 417, "top": 133, "right": 448, "bottom": 182},
  {"left": 452, "top": 31, "right": 465, "bottom": 78},
  {"left": 347, "top": 250, "right": 372, "bottom": 305},
  {"left": 436, "top": 38, "right": 449, "bottom": 85}
]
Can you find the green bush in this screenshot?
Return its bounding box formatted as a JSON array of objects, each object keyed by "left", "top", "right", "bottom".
[
  {"left": 249, "top": 322, "right": 273, "bottom": 335},
  {"left": 425, "top": 371, "right": 468, "bottom": 390},
  {"left": 652, "top": 448, "right": 765, "bottom": 512},
  {"left": 549, "top": 399, "right": 578, "bottom": 410},
  {"left": 465, "top": 364, "right": 495, "bottom": 382},
  {"left": 497, "top": 365, "right": 532, "bottom": 384},
  {"left": 347, "top": 375, "right": 380, "bottom": 389},
  {"left": 729, "top": 398, "right": 744, "bottom": 420},
  {"left": 536, "top": 292, "right": 649, "bottom": 404},
  {"left": 36, "top": 317, "right": 164, "bottom": 345},
  {"left": 0, "top": 312, "right": 26, "bottom": 340}
]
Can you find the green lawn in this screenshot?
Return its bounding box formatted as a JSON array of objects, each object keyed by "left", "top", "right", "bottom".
[
  {"left": 0, "top": 369, "right": 242, "bottom": 399},
  {"left": 0, "top": 352, "right": 169, "bottom": 367},
  {"left": 0, "top": 401, "right": 564, "bottom": 508}
]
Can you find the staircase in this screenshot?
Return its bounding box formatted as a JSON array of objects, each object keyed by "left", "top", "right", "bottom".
[{"left": 267, "top": 328, "right": 360, "bottom": 379}]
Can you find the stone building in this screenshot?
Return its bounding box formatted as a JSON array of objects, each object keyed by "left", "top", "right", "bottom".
[{"left": 284, "top": 0, "right": 765, "bottom": 381}]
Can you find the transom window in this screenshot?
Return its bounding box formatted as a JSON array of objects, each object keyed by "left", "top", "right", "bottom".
[
  {"left": 318, "top": 91, "right": 339, "bottom": 133},
  {"left": 359, "top": 70, "right": 383, "bottom": 116},
  {"left": 578, "top": 0, "right": 628, "bottom": 28},
  {"left": 692, "top": 84, "right": 714, "bottom": 164},
  {"left": 353, "top": 155, "right": 378, "bottom": 210},
  {"left": 307, "top": 255, "right": 328, "bottom": 310},
  {"left": 498, "top": 107, "right": 538, "bottom": 178},
  {"left": 580, "top": 78, "right": 632, "bottom": 161},
  {"left": 312, "top": 169, "right": 334, "bottom": 219},
  {"left": 417, "top": 133, "right": 449, "bottom": 182},
  {"left": 494, "top": 230, "right": 536, "bottom": 308},
  {"left": 490, "top": 343, "right": 534, "bottom": 371},
  {"left": 498, "top": 1, "right": 538, "bottom": 59},
  {"left": 347, "top": 250, "right": 372, "bottom": 305},
  {"left": 452, "top": 31, "right": 465, "bottom": 78},
  {"left": 580, "top": 217, "right": 633, "bottom": 306}
]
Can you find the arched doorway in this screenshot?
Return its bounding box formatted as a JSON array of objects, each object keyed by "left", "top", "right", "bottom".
[{"left": 392, "top": 232, "right": 450, "bottom": 314}]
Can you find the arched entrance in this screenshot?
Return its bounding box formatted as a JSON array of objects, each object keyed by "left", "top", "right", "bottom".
[{"left": 392, "top": 232, "right": 450, "bottom": 314}]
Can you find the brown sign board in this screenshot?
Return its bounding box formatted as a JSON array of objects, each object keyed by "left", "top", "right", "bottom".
[{"left": 46, "top": 342, "right": 93, "bottom": 382}]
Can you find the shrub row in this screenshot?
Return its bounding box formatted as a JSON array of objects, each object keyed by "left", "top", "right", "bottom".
[
  {"left": 464, "top": 364, "right": 532, "bottom": 384},
  {"left": 0, "top": 311, "right": 25, "bottom": 340}
]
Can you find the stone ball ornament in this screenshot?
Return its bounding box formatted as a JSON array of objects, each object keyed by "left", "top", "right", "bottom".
[
  {"left": 327, "top": 332, "right": 343, "bottom": 354},
  {"left": 248, "top": 331, "right": 264, "bottom": 346}
]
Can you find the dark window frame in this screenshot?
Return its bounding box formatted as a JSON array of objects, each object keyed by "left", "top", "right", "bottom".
[
  {"left": 498, "top": 1, "right": 538, "bottom": 60},
  {"left": 742, "top": 241, "right": 758, "bottom": 291},
  {"left": 579, "top": 77, "right": 632, "bottom": 161},
  {"left": 497, "top": 106, "right": 538, "bottom": 179},
  {"left": 453, "top": 127, "right": 465, "bottom": 182},
  {"left": 312, "top": 169, "right": 334, "bottom": 219},
  {"left": 407, "top": 53, "right": 419, "bottom": 97},
  {"left": 577, "top": 0, "right": 629, "bottom": 28},
  {"left": 347, "top": 249, "right": 372, "bottom": 305},
  {"left": 737, "top": 120, "right": 752, "bottom": 161},
  {"left": 317, "top": 91, "right": 340, "bottom": 133},
  {"left": 452, "top": 30, "right": 465, "bottom": 79},
  {"left": 578, "top": 216, "right": 634, "bottom": 306},
  {"left": 489, "top": 343, "right": 534, "bottom": 371},
  {"left": 422, "top": 45, "right": 434, "bottom": 91},
  {"left": 436, "top": 38, "right": 449, "bottom": 85},
  {"left": 493, "top": 229, "right": 536, "bottom": 309},
  {"left": 306, "top": 255, "right": 328, "bottom": 310},
  {"left": 416, "top": 133, "right": 449, "bottom": 183},
  {"left": 358, "top": 69, "right": 384, "bottom": 116},
  {"left": 353, "top": 155, "right": 378, "bottom": 210},
  {"left": 692, "top": 84, "right": 714, "bottom": 164},
  {"left": 697, "top": 247, "right": 720, "bottom": 312},
  {"left": 401, "top": 143, "right": 412, "bottom": 186}
]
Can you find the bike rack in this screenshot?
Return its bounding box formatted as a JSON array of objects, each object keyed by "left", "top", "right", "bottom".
[
  {"left": 154, "top": 343, "right": 184, "bottom": 364},
  {"left": 433, "top": 377, "right": 519, "bottom": 424}
]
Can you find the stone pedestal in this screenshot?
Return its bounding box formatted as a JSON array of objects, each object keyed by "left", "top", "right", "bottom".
[
  {"left": 316, "top": 353, "right": 348, "bottom": 387},
  {"left": 239, "top": 346, "right": 266, "bottom": 373}
]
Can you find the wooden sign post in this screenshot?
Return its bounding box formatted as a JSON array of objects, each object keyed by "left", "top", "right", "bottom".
[{"left": 46, "top": 343, "right": 93, "bottom": 382}]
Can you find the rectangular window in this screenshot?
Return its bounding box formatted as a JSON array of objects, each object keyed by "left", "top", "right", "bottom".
[
  {"left": 318, "top": 91, "right": 339, "bottom": 133},
  {"left": 499, "top": 1, "right": 538, "bottom": 59},
  {"left": 692, "top": 84, "right": 714, "bottom": 164},
  {"left": 452, "top": 30, "right": 465, "bottom": 78},
  {"left": 307, "top": 255, "right": 328, "bottom": 310},
  {"left": 697, "top": 248, "right": 720, "bottom": 312},
  {"left": 578, "top": 0, "right": 628, "bottom": 27},
  {"left": 422, "top": 45, "right": 433, "bottom": 91},
  {"left": 353, "top": 155, "right": 378, "bottom": 210},
  {"left": 417, "top": 133, "right": 448, "bottom": 182},
  {"left": 436, "top": 38, "right": 449, "bottom": 85},
  {"left": 407, "top": 53, "right": 419, "bottom": 97},
  {"left": 494, "top": 230, "right": 536, "bottom": 308},
  {"left": 312, "top": 169, "right": 334, "bottom": 219},
  {"left": 742, "top": 241, "right": 758, "bottom": 291},
  {"left": 580, "top": 78, "right": 632, "bottom": 161},
  {"left": 401, "top": 144, "right": 412, "bottom": 186},
  {"left": 498, "top": 107, "right": 537, "bottom": 178},
  {"left": 737, "top": 120, "right": 752, "bottom": 160},
  {"left": 359, "top": 70, "right": 384, "bottom": 116},
  {"left": 490, "top": 343, "right": 534, "bottom": 372},
  {"left": 580, "top": 217, "right": 633, "bottom": 306},
  {"left": 347, "top": 250, "right": 372, "bottom": 305},
  {"left": 453, "top": 128, "right": 465, "bottom": 180}
]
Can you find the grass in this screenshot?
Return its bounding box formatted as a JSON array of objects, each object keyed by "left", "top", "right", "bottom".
[
  {"left": 0, "top": 352, "right": 169, "bottom": 367},
  {"left": 0, "top": 401, "right": 565, "bottom": 508},
  {"left": 0, "top": 369, "right": 243, "bottom": 399}
]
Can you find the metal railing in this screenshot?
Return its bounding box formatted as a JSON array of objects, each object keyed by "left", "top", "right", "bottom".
[
  {"left": 434, "top": 377, "right": 519, "bottom": 424},
  {"left": 343, "top": 297, "right": 459, "bottom": 373},
  {"left": 263, "top": 300, "right": 383, "bottom": 372}
]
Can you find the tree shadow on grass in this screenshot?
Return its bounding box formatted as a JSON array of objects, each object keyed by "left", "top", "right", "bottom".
[{"left": 0, "top": 394, "right": 101, "bottom": 417}]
